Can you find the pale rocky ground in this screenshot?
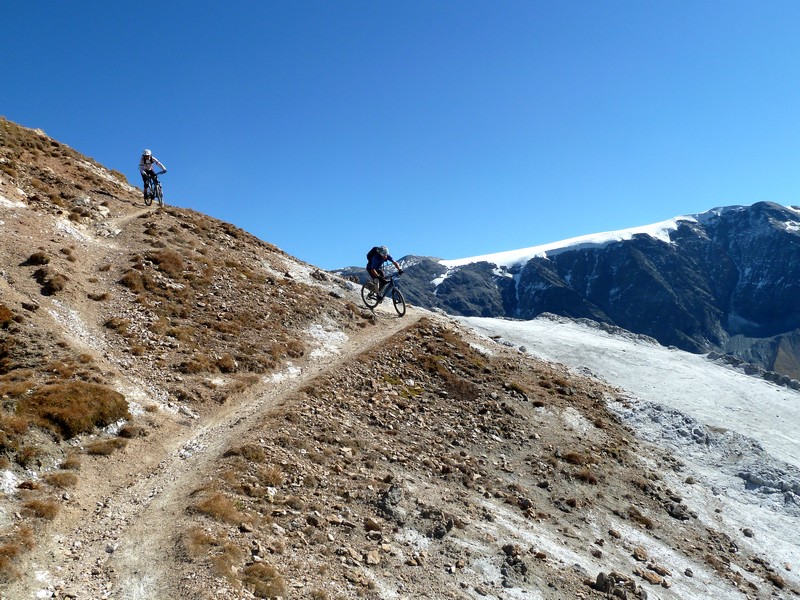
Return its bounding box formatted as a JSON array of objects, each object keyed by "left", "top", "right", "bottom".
[{"left": 0, "top": 119, "right": 797, "bottom": 599}]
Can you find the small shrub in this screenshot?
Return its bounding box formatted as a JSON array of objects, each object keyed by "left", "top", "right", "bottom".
[{"left": 88, "top": 292, "right": 109, "bottom": 301}]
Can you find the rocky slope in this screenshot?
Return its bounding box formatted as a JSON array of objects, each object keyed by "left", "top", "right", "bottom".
[
  {"left": 0, "top": 118, "right": 796, "bottom": 599},
  {"left": 339, "top": 203, "right": 800, "bottom": 381}
]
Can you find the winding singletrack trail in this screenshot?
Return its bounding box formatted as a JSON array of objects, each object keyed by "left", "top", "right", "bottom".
[{"left": 4, "top": 307, "right": 424, "bottom": 600}]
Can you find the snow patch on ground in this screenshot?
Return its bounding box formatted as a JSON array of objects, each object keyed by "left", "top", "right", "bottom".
[
  {"left": 55, "top": 219, "right": 92, "bottom": 242},
  {"left": 0, "top": 470, "right": 20, "bottom": 495},
  {"left": 306, "top": 322, "right": 349, "bottom": 358},
  {"left": 270, "top": 363, "right": 302, "bottom": 383},
  {"left": 0, "top": 195, "right": 26, "bottom": 209},
  {"left": 458, "top": 314, "right": 800, "bottom": 594}
]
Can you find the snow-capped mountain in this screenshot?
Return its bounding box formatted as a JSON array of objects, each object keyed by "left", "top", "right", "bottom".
[{"left": 341, "top": 202, "right": 800, "bottom": 380}]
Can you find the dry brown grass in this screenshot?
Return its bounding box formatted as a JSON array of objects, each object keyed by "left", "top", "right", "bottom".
[
  {"left": 184, "top": 527, "right": 219, "bottom": 559},
  {"left": 256, "top": 465, "right": 284, "bottom": 487},
  {"left": 43, "top": 471, "right": 79, "bottom": 488},
  {"left": 85, "top": 437, "right": 128, "bottom": 456},
  {"left": 223, "top": 444, "right": 266, "bottom": 462},
  {"left": 189, "top": 492, "right": 245, "bottom": 525},
  {"left": 59, "top": 453, "right": 82, "bottom": 470},
  {"left": 118, "top": 423, "right": 147, "bottom": 438},
  {"left": 24, "top": 251, "right": 49, "bottom": 266},
  {"left": 19, "top": 381, "right": 129, "bottom": 439},
  {"left": 148, "top": 249, "right": 184, "bottom": 277},
  {"left": 22, "top": 499, "right": 60, "bottom": 520},
  {"left": 562, "top": 451, "right": 587, "bottom": 466},
  {"left": 0, "top": 526, "right": 34, "bottom": 582},
  {"left": 242, "top": 562, "right": 287, "bottom": 599}
]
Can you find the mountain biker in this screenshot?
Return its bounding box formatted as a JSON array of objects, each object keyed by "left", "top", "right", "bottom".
[
  {"left": 139, "top": 149, "right": 166, "bottom": 200},
  {"left": 366, "top": 245, "right": 403, "bottom": 294}
]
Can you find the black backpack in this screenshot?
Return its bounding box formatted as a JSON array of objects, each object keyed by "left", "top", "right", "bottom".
[{"left": 366, "top": 246, "right": 380, "bottom": 262}]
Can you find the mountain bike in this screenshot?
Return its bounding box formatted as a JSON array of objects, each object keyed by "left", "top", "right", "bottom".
[
  {"left": 361, "top": 272, "right": 406, "bottom": 317},
  {"left": 143, "top": 170, "right": 165, "bottom": 207}
]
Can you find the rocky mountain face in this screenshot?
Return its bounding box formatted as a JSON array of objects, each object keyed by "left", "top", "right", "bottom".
[{"left": 343, "top": 203, "right": 800, "bottom": 380}]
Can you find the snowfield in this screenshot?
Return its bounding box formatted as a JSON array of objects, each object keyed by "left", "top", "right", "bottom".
[{"left": 459, "top": 313, "right": 800, "bottom": 597}]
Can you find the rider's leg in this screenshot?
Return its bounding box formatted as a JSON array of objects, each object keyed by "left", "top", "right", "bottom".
[{"left": 141, "top": 173, "right": 149, "bottom": 198}]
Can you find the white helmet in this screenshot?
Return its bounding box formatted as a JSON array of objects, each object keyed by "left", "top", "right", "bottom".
[
  {"left": 379, "top": 246, "right": 389, "bottom": 256},
  {"left": 143, "top": 149, "right": 152, "bottom": 156}
]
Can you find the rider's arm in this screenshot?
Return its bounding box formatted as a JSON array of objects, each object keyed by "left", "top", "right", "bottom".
[{"left": 152, "top": 157, "right": 166, "bottom": 172}]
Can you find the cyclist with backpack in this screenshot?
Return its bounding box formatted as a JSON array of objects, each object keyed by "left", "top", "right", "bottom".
[
  {"left": 366, "top": 246, "right": 403, "bottom": 295},
  {"left": 139, "top": 149, "right": 167, "bottom": 201}
]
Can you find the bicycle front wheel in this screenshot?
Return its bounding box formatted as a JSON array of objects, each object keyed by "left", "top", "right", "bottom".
[
  {"left": 392, "top": 288, "right": 406, "bottom": 316},
  {"left": 155, "top": 182, "right": 164, "bottom": 207},
  {"left": 144, "top": 187, "right": 153, "bottom": 206},
  {"left": 361, "top": 283, "right": 379, "bottom": 308}
]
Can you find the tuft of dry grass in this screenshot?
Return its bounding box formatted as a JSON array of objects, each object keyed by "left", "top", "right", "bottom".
[
  {"left": 183, "top": 527, "right": 219, "bottom": 559},
  {"left": 59, "top": 454, "right": 82, "bottom": 471},
  {"left": 148, "top": 249, "right": 184, "bottom": 277},
  {"left": 0, "top": 526, "right": 34, "bottom": 582},
  {"left": 628, "top": 506, "right": 655, "bottom": 530},
  {"left": 256, "top": 465, "right": 284, "bottom": 487},
  {"left": 85, "top": 438, "right": 128, "bottom": 456},
  {"left": 189, "top": 492, "right": 245, "bottom": 525},
  {"left": 575, "top": 467, "right": 599, "bottom": 484},
  {"left": 22, "top": 499, "right": 60, "bottom": 520},
  {"left": 223, "top": 444, "right": 266, "bottom": 462},
  {"left": 19, "top": 381, "right": 129, "bottom": 439},
  {"left": 43, "top": 471, "right": 79, "bottom": 488},
  {"left": 118, "top": 423, "right": 147, "bottom": 438},
  {"left": 562, "top": 451, "right": 587, "bottom": 466},
  {"left": 242, "top": 562, "right": 287, "bottom": 599},
  {"left": 24, "top": 251, "right": 49, "bottom": 266}
]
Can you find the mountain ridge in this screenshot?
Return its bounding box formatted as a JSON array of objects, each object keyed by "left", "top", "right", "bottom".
[{"left": 336, "top": 202, "right": 800, "bottom": 380}]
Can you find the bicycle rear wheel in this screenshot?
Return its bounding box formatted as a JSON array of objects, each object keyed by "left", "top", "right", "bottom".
[
  {"left": 361, "top": 283, "right": 379, "bottom": 308},
  {"left": 392, "top": 288, "right": 406, "bottom": 316}
]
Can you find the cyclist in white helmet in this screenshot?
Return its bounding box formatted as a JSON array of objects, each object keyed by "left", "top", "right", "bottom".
[
  {"left": 139, "top": 149, "right": 166, "bottom": 200},
  {"left": 366, "top": 245, "right": 402, "bottom": 294}
]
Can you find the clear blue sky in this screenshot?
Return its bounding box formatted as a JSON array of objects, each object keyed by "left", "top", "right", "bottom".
[{"left": 4, "top": 2, "right": 800, "bottom": 269}]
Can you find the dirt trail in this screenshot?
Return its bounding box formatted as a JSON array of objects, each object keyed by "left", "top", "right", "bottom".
[{"left": 5, "top": 307, "right": 424, "bottom": 600}]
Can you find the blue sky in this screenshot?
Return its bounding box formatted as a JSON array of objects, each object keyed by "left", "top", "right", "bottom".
[{"left": 4, "top": 2, "right": 800, "bottom": 269}]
